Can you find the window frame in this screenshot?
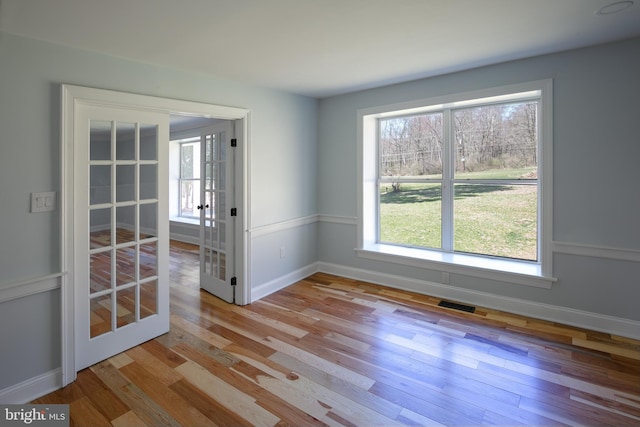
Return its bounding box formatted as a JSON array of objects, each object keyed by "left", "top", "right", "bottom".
[{"left": 357, "top": 80, "right": 555, "bottom": 288}]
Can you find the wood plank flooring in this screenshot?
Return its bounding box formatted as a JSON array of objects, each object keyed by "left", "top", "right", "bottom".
[{"left": 34, "top": 241, "right": 640, "bottom": 426}]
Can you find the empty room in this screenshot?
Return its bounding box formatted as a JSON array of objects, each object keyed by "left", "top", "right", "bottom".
[{"left": 1, "top": 1, "right": 639, "bottom": 426}]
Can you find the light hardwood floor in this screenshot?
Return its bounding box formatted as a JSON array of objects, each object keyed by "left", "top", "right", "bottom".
[{"left": 34, "top": 241, "right": 640, "bottom": 426}]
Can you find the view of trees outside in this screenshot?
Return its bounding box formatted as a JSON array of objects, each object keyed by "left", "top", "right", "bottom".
[
  {"left": 380, "top": 101, "right": 537, "bottom": 178},
  {"left": 380, "top": 112, "right": 444, "bottom": 178},
  {"left": 180, "top": 141, "right": 201, "bottom": 218},
  {"left": 379, "top": 101, "right": 539, "bottom": 260},
  {"left": 454, "top": 102, "right": 537, "bottom": 177}
]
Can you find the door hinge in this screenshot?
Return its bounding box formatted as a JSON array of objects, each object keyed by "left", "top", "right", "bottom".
[
  {"left": 231, "top": 277, "right": 237, "bottom": 287},
  {"left": 230, "top": 138, "right": 237, "bottom": 147},
  {"left": 230, "top": 208, "right": 237, "bottom": 216}
]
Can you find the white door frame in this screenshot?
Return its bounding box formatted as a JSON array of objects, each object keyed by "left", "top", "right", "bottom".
[{"left": 61, "top": 84, "right": 250, "bottom": 386}]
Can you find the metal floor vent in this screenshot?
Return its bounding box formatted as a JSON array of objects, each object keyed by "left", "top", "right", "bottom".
[{"left": 438, "top": 300, "right": 476, "bottom": 313}]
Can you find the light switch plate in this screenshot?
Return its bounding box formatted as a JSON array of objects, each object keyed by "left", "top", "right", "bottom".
[{"left": 31, "top": 192, "right": 56, "bottom": 213}]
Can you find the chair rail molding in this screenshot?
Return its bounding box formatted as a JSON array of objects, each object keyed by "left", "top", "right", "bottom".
[
  {"left": 0, "top": 273, "right": 64, "bottom": 303},
  {"left": 552, "top": 241, "right": 640, "bottom": 262}
]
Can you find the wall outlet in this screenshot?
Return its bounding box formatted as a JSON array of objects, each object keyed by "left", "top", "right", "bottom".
[
  {"left": 280, "top": 247, "right": 285, "bottom": 259},
  {"left": 442, "top": 272, "right": 450, "bottom": 285},
  {"left": 31, "top": 192, "right": 56, "bottom": 213}
]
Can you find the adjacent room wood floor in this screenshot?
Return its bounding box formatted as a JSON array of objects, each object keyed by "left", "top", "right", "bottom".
[{"left": 34, "top": 241, "right": 640, "bottom": 426}]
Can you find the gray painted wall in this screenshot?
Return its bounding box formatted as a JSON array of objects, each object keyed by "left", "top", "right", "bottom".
[
  {"left": 317, "top": 37, "right": 640, "bottom": 321},
  {"left": 0, "top": 32, "right": 317, "bottom": 392}
]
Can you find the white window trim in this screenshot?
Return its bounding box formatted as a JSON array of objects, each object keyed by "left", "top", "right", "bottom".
[{"left": 356, "top": 80, "right": 555, "bottom": 288}]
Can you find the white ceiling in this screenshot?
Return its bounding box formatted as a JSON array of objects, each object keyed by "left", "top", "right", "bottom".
[{"left": 1, "top": 0, "right": 639, "bottom": 98}]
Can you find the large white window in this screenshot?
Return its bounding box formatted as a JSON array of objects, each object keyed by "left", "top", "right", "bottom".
[{"left": 358, "top": 80, "right": 554, "bottom": 287}]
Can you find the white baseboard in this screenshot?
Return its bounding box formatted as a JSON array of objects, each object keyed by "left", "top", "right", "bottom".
[
  {"left": 251, "top": 262, "right": 319, "bottom": 302},
  {"left": 169, "top": 232, "right": 200, "bottom": 245},
  {"left": 0, "top": 369, "right": 62, "bottom": 404},
  {"left": 317, "top": 262, "right": 640, "bottom": 340}
]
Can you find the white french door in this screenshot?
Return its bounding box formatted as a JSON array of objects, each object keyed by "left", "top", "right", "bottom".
[
  {"left": 199, "top": 122, "right": 235, "bottom": 303},
  {"left": 74, "top": 103, "right": 169, "bottom": 370}
]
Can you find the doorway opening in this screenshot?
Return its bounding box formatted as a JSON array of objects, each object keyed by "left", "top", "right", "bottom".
[{"left": 169, "top": 115, "right": 237, "bottom": 303}]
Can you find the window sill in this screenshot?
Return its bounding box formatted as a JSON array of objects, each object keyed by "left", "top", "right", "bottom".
[
  {"left": 356, "top": 243, "right": 555, "bottom": 289},
  {"left": 170, "top": 217, "right": 199, "bottom": 226}
]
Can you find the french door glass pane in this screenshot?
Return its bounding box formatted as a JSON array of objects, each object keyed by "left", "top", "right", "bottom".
[
  {"left": 116, "top": 165, "right": 136, "bottom": 202},
  {"left": 116, "top": 286, "right": 136, "bottom": 328},
  {"left": 205, "top": 136, "right": 213, "bottom": 161},
  {"left": 116, "top": 206, "right": 136, "bottom": 244},
  {"left": 453, "top": 102, "right": 538, "bottom": 179},
  {"left": 205, "top": 164, "right": 213, "bottom": 189},
  {"left": 219, "top": 163, "right": 226, "bottom": 190},
  {"left": 140, "top": 242, "right": 157, "bottom": 279},
  {"left": 453, "top": 184, "right": 537, "bottom": 260},
  {"left": 140, "top": 203, "right": 157, "bottom": 239},
  {"left": 204, "top": 134, "right": 215, "bottom": 162},
  {"left": 140, "top": 124, "right": 158, "bottom": 161},
  {"left": 115, "top": 246, "right": 136, "bottom": 286},
  {"left": 206, "top": 200, "right": 214, "bottom": 222},
  {"left": 140, "top": 280, "right": 157, "bottom": 319},
  {"left": 90, "top": 208, "right": 112, "bottom": 248},
  {"left": 90, "top": 251, "right": 111, "bottom": 294},
  {"left": 218, "top": 192, "right": 226, "bottom": 220},
  {"left": 204, "top": 191, "right": 213, "bottom": 217},
  {"left": 379, "top": 182, "right": 442, "bottom": 249},
  {"left": 200, "top": 239, "right": 227, "bottom": 291},
  {"left": 116, "top": 122, "right": 135, "bottom": 161},
  {"left": 204, "top": 220, "right": 214, "bottom": 247},
  {"left": 140, "top": 164, "right": 157, "bottom": 200},
  {"left": 90, "top": 121, "right": 111, "bottom": 161},
  {"left": 90, "top": 295, "right": 112, "bottom": 338},
  {"left": 219, "top": 253, "right": 226, "bottom": 280},
  {"left": 379, "top": 113, "right": 443, "bottom": 179},
  {"left": 90, "top": 165, "right": 111, "bottom": 205},
  {"left": 219, "top": 224, "right": 226, "bottom": 246},
  {"left": 220, "top": 137, "right": 226, "bottom": 161},
  {"left": 205, "top": 249, "right": 217, "bottom": 276}
]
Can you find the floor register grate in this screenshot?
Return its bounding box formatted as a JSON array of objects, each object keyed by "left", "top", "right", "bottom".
[{"left": 438, "top": 300, "right": 476, "bottom": 313}]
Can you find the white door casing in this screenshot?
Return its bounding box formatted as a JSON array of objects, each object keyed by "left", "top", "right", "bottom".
[{"left": 61, "top": 84, "right": 250, "bottom": 386}]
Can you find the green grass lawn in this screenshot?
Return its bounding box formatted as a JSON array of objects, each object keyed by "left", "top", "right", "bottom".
[{"left": 379, "top": 168, "right": 538, "bottom": 260}]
